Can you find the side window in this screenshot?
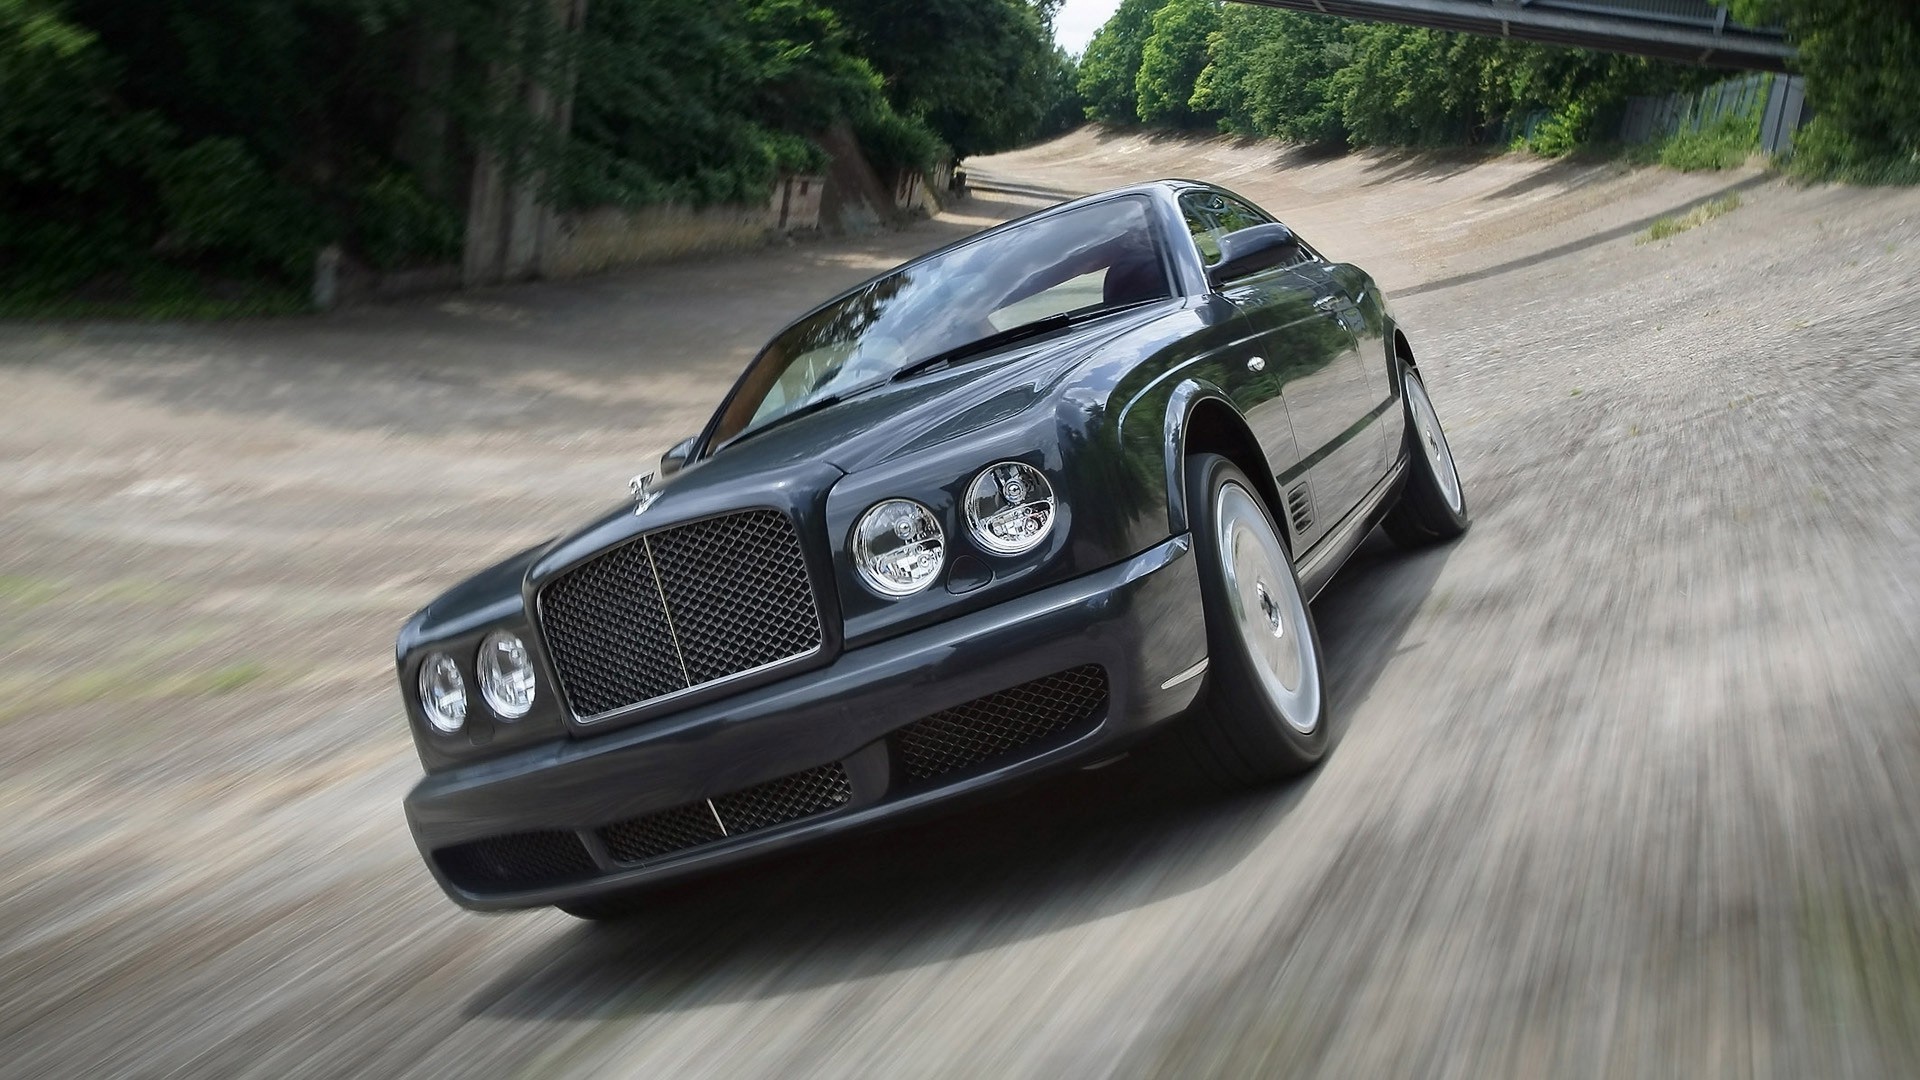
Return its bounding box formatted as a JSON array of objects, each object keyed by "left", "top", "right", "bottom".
[
  {"left": 1179, "top": 194, "right": 1223, "bottom": 266},
  {"left": 1207, "top": 195, "right": 1269, "bottom": 236},
  {"left": 1180, "top": 190, "right": 1313, "bottom": 269}
]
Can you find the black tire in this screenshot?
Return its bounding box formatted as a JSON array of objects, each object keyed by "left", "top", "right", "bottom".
[
  {"left": 1382, "top": 364, "right": 1470, "bottom": 548},
  {"left": 1174, "top": 453, "right": 1329, "bottom": 789}
]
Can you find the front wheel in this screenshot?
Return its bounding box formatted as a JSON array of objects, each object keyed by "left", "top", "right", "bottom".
[
  {"left": 1382, "top": 365, "right": 1470, "bottom": 548},
  {"left": 1174, "top": 454, "right": 1328, "bottom": 789}
]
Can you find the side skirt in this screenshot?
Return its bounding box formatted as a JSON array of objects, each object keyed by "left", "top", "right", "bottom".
[{"left": 1295, "top": 454, "right": 1408, "bottom": 600}]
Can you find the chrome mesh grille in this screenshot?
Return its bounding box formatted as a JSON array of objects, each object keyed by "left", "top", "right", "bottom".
[
  {"left": 599, "top": 762, "right": 853, "bottom": 865},
  {"left": 541, "top": 509, "right": 823, "bottom": 720},
  {"left": 436, "top": 830, "right": 596, "bottom": 893},
  {"left": 892, "top": 666, "right": 1109, "bottom": 782}
]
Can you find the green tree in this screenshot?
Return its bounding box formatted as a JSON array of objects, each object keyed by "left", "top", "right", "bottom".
[
  {"left": 828, "top": 0, "right": 1062, "bottom": 157},
  {"left": 1076, "top": 0, "right": 1164, "bottom": 124},
  {"left": 1135, "top": 0, "right": 1219, "bottom": 128},
  {"left": 1192, "top": 6, "right": 1345, "bottom": 143},
  {"left": 1729, "top": 0, "right": 1920, "bottom": 178}
]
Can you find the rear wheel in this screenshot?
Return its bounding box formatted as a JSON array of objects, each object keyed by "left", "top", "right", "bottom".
[
  {"left": 1175, "top": 454, "right": 1328, "bottom": 789},
  {"left": 1382, "top": 365, "right": 1470, "bottom": 548}
]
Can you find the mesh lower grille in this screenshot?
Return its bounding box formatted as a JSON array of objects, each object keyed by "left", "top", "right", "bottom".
[
  {"left": 599, "top": 802, "right": 726, "bottom": 864},
  {"left": 892, "top": 666, "right": 1110, "bottom": 782},
  {"left": 436, "top": 830, "right": 596, "bottom": 893},
  {"left": 540, "top": 509, "right": 823, "bottom": 720},
  {"left": 599, "top": 761, "right": 853, "bottom": 865},
  {"left": 712, "top": 763, "right": 853, "bottom": 833}
]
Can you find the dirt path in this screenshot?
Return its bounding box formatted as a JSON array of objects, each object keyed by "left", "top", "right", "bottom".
[{"left": 4, "top": 136, "right": 1919, "bottom": 1077}]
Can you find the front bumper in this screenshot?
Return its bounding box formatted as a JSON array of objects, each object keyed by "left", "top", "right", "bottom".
[{"left": 405, "top": 534, "right": 1207, "bottom": 911}]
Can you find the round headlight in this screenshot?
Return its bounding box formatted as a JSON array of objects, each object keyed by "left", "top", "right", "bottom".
[
  {"left": 852, "top": 499, "right": 945, "bottom": 596},
  {"left": 477, "top": 630, "right": 536, "bottom": 719},
  {"left": 417, "top": 652, "right": 467, "bottom": 733},
  {"left": 965, "top": 462, "right": 1057, "bottom": 555}
]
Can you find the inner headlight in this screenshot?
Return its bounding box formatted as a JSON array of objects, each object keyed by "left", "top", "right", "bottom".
[
  {"left": 853, "top": 499, "right": 945, "bottom": 596},
  {"left": 965, "top": 462, "right": 1057, "bottom": 554},
  {"left": 477, "top": 630, "right": 536, "bottom": 719},
  {"left": 417, "top": 652, "right": 467, "bottom": 733}
]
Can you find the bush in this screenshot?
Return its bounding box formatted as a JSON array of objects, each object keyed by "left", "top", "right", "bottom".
[
  {"left": 1525, "top": 100, "right": 1596, "bottom": 157},
  {"left": 352, "top": 173, "right": 463, "bottom": 271},
  {"left": 156, "top": 138, "right": 325, "bottom": 278},
  {"left": 854, "top": 106, "right": 947, "bottom": 176},
  {"left": 1656, "top": 112, "right": 1757, "bottom": 171}
]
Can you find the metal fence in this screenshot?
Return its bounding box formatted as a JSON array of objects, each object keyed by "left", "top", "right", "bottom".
[
  {"left": 1620, "top": 72, "right": 1809, "bottom": 155},
  {"left": 1500, "top": 71, "right": 1809, "bottom": 157}
]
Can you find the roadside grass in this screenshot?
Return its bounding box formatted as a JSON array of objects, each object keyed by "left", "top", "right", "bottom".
[
  {"left": 1641, "top": 195, "right": 1743, "bottom": 243},
  {"left": 1800, "top": 888, "right": 1920, "bottom": 1071},
  {"left": 0, "top": 261, "right": 308, "bottom": 321},
  {"left": 0, "top": 659, "right": 273, "bottom": 724},
  {"left": 0, "top": 575, "right": 62, "bottom": 607}
]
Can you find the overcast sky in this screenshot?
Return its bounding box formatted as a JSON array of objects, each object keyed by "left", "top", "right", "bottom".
[{"left": 1054, "top": 0, "right": 1122, "bottom": 56}]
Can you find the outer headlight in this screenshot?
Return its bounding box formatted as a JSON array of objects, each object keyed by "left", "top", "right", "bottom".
[
  {"left": 853, "top": 499, "right": 945, "bottom": 596},
  {"left": 476, "top": 630, "right": 536, "bottom": 719},
  {"left": 417, "top": 652, "right": 467, "bottom": 733},
  {"left": 964, "top": 462, "right": 1057, "bottom": 555}
]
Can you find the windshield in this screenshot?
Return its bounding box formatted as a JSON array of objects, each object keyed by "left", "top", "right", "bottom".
[{"left": 711, "top": 196, "right": 1170, "bottom": 446}]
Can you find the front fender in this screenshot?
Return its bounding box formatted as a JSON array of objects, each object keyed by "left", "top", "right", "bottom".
[{"left": 1161, "top": 377, "right": 1239, "bottom": 536}]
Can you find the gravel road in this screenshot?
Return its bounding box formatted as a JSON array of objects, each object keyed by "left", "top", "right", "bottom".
[{"left": 4, "top": 132, "right": 1919, "bottom": 1078}]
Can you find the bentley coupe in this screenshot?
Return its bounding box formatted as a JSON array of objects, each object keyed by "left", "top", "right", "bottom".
[{"left": 395, "top": 180, "right": 1469, "bottom": 917}]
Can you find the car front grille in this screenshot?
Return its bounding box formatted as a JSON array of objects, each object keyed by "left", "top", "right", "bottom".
[
  {"left": 540, "top": 509, "right": 823, "bottom": 721},
  {"left": 891, "top": 665, "right": 1110, "bottom": 783},
  {"left": 599, "top": 762, "right": 853, "bottom": 865},
  {"left": 436, "top": 830, "right": 598, "bottom": 893}
]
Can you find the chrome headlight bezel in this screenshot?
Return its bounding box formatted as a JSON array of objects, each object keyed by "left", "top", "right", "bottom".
[
  {"left": 476, "top": 630, "right": 537, "bottom": 720},
  {"left": 963, "top": 461, "right": 1058, "bottom": 555},
  {"left": 417, "top": 652, "right": 468, "bottom": 734},
  {"left": 851, "top": 498, "right": 947, "bottom": 597}
]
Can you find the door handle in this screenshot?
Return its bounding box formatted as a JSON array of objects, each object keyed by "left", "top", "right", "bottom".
[{"left": 1247, "top": 356, "right": 1266, "bottom": 373}]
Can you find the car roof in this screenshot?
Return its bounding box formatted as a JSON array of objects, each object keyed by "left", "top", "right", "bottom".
[{"left": 782, "top": 179, "right": 1210, "bottom": 330}]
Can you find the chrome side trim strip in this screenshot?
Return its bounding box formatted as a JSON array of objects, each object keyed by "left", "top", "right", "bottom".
[
  {"left": 1161, "top": 657, "right": 1208, "bottom": 690},
  {"left": 705, "top": 799, "right": 729, "bottom": 837}
]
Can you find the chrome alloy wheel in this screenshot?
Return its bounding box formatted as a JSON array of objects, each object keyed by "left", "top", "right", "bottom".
[
  {"left": 1405, "top": 374, "right": 1463, "bottom": 515},
  {"left": 1214, "top": 481, "right": 1320, "bottom": 734}
]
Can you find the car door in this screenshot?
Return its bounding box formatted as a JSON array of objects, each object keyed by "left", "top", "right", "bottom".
[
  {"left": 1185, "top": 190, "right": 1381, "bottom": 550},
  {"left": 1176, "top": 194, "right": 1301, "bottom": 504}
]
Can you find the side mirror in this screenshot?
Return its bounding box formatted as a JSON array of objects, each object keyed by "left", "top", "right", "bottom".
[
  {"left": 660, "top": 435, "right": 698, "bottom": 477},
  {"left": 1207, "top": 223, "right": 1301, "bottom": 288}
]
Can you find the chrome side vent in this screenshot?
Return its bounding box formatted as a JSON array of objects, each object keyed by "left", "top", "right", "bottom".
[{"left": 1285, "top": 484, "right": 1313, "bottom": 535}]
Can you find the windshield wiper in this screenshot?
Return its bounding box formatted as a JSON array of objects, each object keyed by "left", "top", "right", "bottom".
[
  {"left": 891, "top": 298, "right": 1162, "bottom": 383},
  {"left": 722, "top": 376, "right": 890, "bottom": 450}
]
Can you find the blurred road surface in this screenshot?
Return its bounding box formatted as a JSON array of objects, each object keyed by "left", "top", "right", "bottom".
[{"left": 4, "top": 137, "right": 1919, "bottom": 1077}]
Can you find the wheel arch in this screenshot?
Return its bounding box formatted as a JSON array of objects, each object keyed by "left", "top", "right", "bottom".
[{"left": 1163, "top": 382, "right": 1291, "bottom": 554}]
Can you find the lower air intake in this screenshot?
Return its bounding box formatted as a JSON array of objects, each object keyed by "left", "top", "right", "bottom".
[
  {"left": 891, "top": 665, "right": 1110, "bottom": 783},
  {"left": 600, "top": 762, "right": 853, "bottom": 865},
  {"left": 436, "top": 830, "right": 597, "bottom": 893}
]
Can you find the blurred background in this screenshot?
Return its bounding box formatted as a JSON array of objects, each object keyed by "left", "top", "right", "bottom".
[{"left": 2, "top": 1, "right": 1918, "bottom": 1076}]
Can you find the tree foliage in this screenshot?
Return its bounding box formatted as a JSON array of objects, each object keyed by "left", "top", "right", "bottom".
[
  {"left": 830, "top": 0, "right": 1064, "bottom": 157},
  {"left": 1134, "top": 0, "right": 1218, "bottom": 128},
  {"left": 1083, "top": 1, "right": 1711, "bottom": 151},
  {"left": 0, "top": 0, "right": 1075, "bottom": 310},
  {"left": 1076, "top": 0, "right": 1164, "bottom": 125},
  {"left": 1729, "top": 0, "right": 1920, "bottom": 180}
]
